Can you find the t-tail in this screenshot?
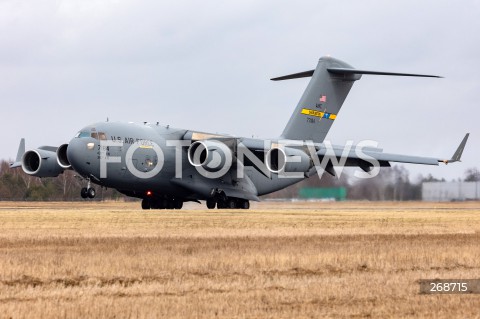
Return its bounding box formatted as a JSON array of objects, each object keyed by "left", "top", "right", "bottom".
[{"left": 274, "top": 56, "right": 442, "bottom": 143}]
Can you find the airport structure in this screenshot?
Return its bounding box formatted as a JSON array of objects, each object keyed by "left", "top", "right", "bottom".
[
  {"left": 298, "top": 187, "right": 347, "bottom": 201},
  {"left": 422, "top": 182, "right": 480, "bottom": 201}
]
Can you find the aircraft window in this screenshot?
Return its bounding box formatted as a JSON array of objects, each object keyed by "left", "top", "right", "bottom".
[
  {"left": 76, "top": 132, "right": 90, "bottom": 138},
  {"left": 78, "top": 132, "right": 106, "bottom": 140}
]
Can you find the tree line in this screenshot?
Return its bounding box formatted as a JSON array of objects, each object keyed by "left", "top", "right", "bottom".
[
  {"left": 265, "top": 166, "right": 480, "bottom": 201},
  {"left": 0, "top": 160, "right": 122, "bottom": 201},
  {"left": 0, "top": 159, "right": 478, "bottom": 201}
]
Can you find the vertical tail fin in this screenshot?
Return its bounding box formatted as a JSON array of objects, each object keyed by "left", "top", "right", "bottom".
[
  {"left": 275, "top": 56, "right": 441, "bottom": 143},
  {"left": 277, "top": 56, "right": 359, "bottom": 143}
]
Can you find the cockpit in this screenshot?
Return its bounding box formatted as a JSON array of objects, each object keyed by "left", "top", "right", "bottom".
[{"left": 75, "top": 131, "right": 107, "bottom": 140}]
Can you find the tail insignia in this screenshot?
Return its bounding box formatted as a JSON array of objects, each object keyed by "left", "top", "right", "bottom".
[{"left": 300, "top": 108, "right": 337, "bottom": 120}]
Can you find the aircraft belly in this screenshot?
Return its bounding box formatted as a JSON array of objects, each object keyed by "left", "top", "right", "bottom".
[
  {"left": 245, "top": 167, "right": 304, "bottom": 196},
  {"left": 171, "top": 167, "right": 260, "bottom": 201}
]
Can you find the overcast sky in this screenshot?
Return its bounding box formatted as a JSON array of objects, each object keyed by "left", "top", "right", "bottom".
[{"left": 0, "top": 0, "right": 478, "bottom": 181}]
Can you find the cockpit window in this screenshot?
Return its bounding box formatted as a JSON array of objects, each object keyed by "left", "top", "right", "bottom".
[
  {"left": 76, "top": 131, "right": 90, "bottom": 138},
  {"left": 75, "top": 131, "right": 107, "bottom": 140}
]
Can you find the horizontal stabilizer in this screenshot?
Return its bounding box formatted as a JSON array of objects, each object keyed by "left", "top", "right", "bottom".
[
  {"left": 327, "top": 68, "right": 443, "bottom": 78},
  {"left": 270, "top": 68, "right": 442, "bottom": 81},
  {"left": 270, "top": 70, "right": 314, "bottom": 81}
]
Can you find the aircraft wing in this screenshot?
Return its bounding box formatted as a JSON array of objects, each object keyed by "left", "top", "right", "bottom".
[
  {"left": 316, "top": 148, "right": 439, "bottom": 165},
  {"left": 315, "top": 133, "right": 469, "bottom": 173}
]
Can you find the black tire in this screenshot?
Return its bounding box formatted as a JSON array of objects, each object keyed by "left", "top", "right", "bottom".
[
  {"left": 216, "top": 191, "right": 228, "bottom": 209},
  {"left": 80, "top": 188, "right": 88, "bottom": 199},
  {"left": 206, "top": 198, "right": 216, "bottom": 209},
  {"left": 174, "top": 200, "right": 183, "bottom": 209},
  {"left": 87, "top": 187, "right": 96, "bottom": 199},
  {"left": 141, "top": 199, "right": 151, "bottom": 210},
  {"left": 227, "top": 198, "right": 236, "bottom": 209},
  {"left": 217, "top": 200, "right": 226, "bottom": 209},
  {"left": 150, "top": 199, "right": 159, "bottom": 209},
  {"left": 159, "top": 199, "right": 167, "bottom": 209},
  {"left": 241, "top": 200, "right": 250, "bottom": 209}
]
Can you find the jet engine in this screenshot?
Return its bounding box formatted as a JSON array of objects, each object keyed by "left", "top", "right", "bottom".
[
  {"left": 21, "top": 149, "right": 64, "bottom": 177},
  {"left": 187, "top": 140, "right": 233, "bottom": 172},
  {"left": 56, "top": 144, "right": 71, "bottom": 169},
  {"left": 266, "top": 147, "right": 312, "bottom": 173}
]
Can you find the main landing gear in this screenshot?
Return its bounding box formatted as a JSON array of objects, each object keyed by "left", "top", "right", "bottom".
[
  {"left": 206, "top": 191, "right": 250, "bottom": 210},
  {"left": 141, "top": 198, "right": 184, "bottom": 210},
  {"left": 80, "top": 178, "right": 96, "bottom": 199}
]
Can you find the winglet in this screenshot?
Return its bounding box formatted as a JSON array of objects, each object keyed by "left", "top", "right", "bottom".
[
  {"left": 440, "top": 133, "right": 469, "bottom": 164},
  {"left": 9, "top": 138, "right": 25, "bottom": 168}
]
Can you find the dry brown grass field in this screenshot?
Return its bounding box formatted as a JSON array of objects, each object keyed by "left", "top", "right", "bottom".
[{"left": 0, "top": 200, "right": 479, "bottom": 318}]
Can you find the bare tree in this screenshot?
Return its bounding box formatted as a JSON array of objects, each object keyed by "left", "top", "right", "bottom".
[{"left": 464, "top": 167, "right": 480, "bottom": 182}]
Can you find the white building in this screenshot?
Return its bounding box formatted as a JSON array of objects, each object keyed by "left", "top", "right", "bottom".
[{"left": 422, "top": 182, "right": 480, "bottom": 201}]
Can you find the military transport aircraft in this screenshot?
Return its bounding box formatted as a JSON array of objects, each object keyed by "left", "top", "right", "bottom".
[{"left": 10, "top": 56, "right": 469, "bottom": 209}]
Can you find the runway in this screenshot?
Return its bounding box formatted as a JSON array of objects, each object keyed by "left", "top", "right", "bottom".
[{"left": 0, "top": 201, "right": 479, "bottom": 318}]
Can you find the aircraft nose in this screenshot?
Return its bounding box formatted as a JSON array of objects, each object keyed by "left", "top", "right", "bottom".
[{"left": 67, "top": 137, "right": 97, "bottom": 176}]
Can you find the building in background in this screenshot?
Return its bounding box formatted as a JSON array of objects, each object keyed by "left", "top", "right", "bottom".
[
  {"left": 298, "top": 187, "right": 347, "bottom": 201},
  {"left": 422, "top": 182, "right": 480, "bottom": 201}
]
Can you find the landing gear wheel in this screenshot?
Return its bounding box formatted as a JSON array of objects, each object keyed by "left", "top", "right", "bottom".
[
  {"left": 174, "top": 200, "right": 183, "bottom": 209},
  {"left": 80, "top": 188, "right": 88, "bottom": 199},
  {"left": 158, "top": 199, "right": 167, "bottom": 209},
  {"left": 87, "top": 187, "right": 96, "bottom": 199},
  {"left": 206, "top": 198, "right": 216, "bottom": 209},
  {"left": 166, "top": 200, "right": 175, "bottom": 209},
  {"left": 217, "top": 200, "right": 226, "bottom": 209},
  {"left": 141, "top": 199, "right": 151, "bottom": 210},
  {"left": 216, "top": 191, "right": 228, "bottom": 209},
  {"left": 227, "top": 198, "right": 237, "bottom": 209},
  {"left": 150, "top": 199, "right": 159, "bottom": 209},
  {"left": 240, "top": 200, "right": 250, "bottom": 209}
]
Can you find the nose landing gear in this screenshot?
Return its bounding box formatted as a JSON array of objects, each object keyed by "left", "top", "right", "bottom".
[{"left": 80, "top": 178, "right": 96, "bottom": 199}]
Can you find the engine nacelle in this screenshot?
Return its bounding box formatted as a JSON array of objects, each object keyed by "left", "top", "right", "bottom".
[
  {"left": 187, "top": 140, "right": 233, "bottom": 172},
  {"left": 56, "top": 144, "right": 71, "bottom": 169},
  {"left": 266, "top": 147, "right": 312, "bottom": 174},
  {"left": 22, "top": 149, "right": 64, "bottom": 177}
]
